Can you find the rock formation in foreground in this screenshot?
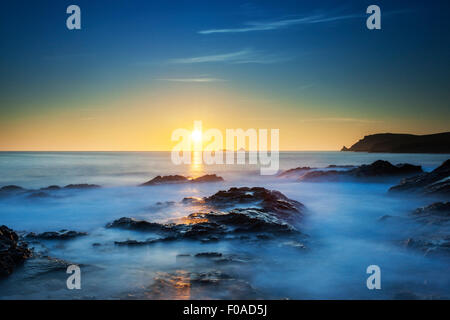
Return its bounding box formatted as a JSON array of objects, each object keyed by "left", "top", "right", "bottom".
[
  {"left": 341, "top": 132, "right": 450, "bottom": 153},
  {"left": 403, "top": 202, "right": 450, "bottom": 256},
  {"left": 299, "top": 160, "right": 422, "bottom": 182},
  {"left": 389, "top": 159, "right": 450, "bottom": 195},
  {"left": 107, "top": 187, "right": 306, "bottom": 245},
  {"left": 140, "top": 174, "right": 224, "bottom": 186},
  {"left": 0, "top": 225, "right": 32, "bottom": 277}
]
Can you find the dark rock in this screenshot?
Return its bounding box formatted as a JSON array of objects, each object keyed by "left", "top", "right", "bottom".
[
  {"left": 137, "top": 270, "right": 262, "bottom": 299},
  {"left": 203, "top": 187, "right": 304, "bottom": 218},
  {"left": 140, "top": 175, "right": 188, "bottom": 186},
  {"left": 341, "top": 132, "right": 450, "bottom": 153},
  {"left": 278, "top": 167, "right": 313, "bottom": 178},
  {"left": 140, "top": 174, "right": 224, "bottom": 186},
  {"left": 389, "top": 159, "right": 450, "bottom": 195},
  {"left": 191, "top": 174, "right": 224, "bottom": 183},
  {"left": 108, "top": 188, "right": 305, "bottom": 246},
  {"left": 26, "top": 191, "right": 50, "bottom": 199},
  {"left": 195, "top": 252, "right": 223, "bottom": 258},
  {"left": 411, "top": 202, "right": 450, "bottom": 224},
  {"left": 106, "top": 217, "right": 173, "bottom": 233},
  {"left": 0, "top": 185, "right": 24, "bottom": 192},
  {"left": 0, "top": 225, "right": 32, "bottom": 277},
  {"left": 40, "top": 185, "right": 61, "bottom": 191},
  {"left": 403, "top": 236, "right": 450, "bottom": 256},
  {"left": 63, "top": 184, "right": 101, "bottom": 189},
  {"left": 301, "top": 160, "right": 422, "bottom": 182},
  {"left": 327, "top": 164, "right": 356, "bottom": 168},
  {"left": 25, "top": 230, "right": 88, "bottom": 240}
]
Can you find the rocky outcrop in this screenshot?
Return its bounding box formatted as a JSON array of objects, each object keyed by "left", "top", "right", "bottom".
[
  {"left": 300, "top": 160, "right": 422, "bottom": 182},
  {"left": 25, "top": 230, "right": 88, "bottom": 240},
  {"left": 0, "top": 183, "right": 101, "bottom": 198},
  {"left": 140, "top": 174, "right": 224, "bottom": 186},
  {"left": 389, "top": 159, "right": 450, "bottom": 195},
  {"left": 108, "top": 187, "right": 305, "bottom": 245},
  {"left": 341, "top": 132, "right": 450, "bottom": 153},
  {"left": 0, "top": 226, "right": 32, "bottom": 277},
  {"left": 411, "top": 202, "right": 450, "bottom": 225},
  {"left": 63, "top": 184, "right": 101, "bottom": 189},
  {"left": 395, "top": 202, "right": 450, "bottom": 256},
  {"left": 278, "top": 167, "right": 313, "bottom": 178}
]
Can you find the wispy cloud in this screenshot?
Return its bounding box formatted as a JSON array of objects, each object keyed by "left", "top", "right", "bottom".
[
  {"left": 157, "top": 77, "right": 226, "bottom": 83},
  {"left": 169, "top": 49, "right": 291, "bottom": 64},
  {"left": 198, "top": 13, "right": 365, "bottom": 34}
]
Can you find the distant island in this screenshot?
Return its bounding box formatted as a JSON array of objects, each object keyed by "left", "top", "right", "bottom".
[{"left": 341, "top": 132, "right": 450, "bottom": 153}]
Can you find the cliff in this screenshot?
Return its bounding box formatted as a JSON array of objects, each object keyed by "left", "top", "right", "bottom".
[{"left": 341, "top": 132, "right": 450, "bottom": 153}]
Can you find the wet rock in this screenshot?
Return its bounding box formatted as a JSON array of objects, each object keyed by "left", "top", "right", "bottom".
[
  {"left": 63, "top": 184, "right": 101, "bottom": 189},
  {"left": 0, "top": 185, "right": 25, "bottom": 192},
  {"left": 26, "top": 191, "right": 50, "bottom": 199},
  {"left": 301, "top": 160, "right": 422, "bottom": 181},
  {"left": 0, "top": 225, "right": 32, "bottom": 277},
  {"left": 326, "top": 164, "right": 356, "bottom": 168},
  {"left": 140, "top": 174, "right": 224, "bottom": 186},
  {"left": 40, "top": 185, "right": 61, "bottom": 191},
  {"left": 278, "top": 167, "right": 313, "bottom": 178},
  {"left": 203, "top": 187, "right": 304, "bottom": 218},
  {"left": 403, "top": 236, "right": 450, "bottom": 256},
  {"left": 137, "top": 270, "right": 262, "bottom": 299},
  {"left": 389, "top": 159, "right": 450, "bottom": 195},
  {"left": 191, "top": 174, "right": 224, "bottom": 183},
  {"left": 25, "top": 230, "right": 88, "bottom": 240},
  {"left": 411, "top": 202, "right": 450, "bottom": 225},
  {"left": 141, "top": 175, "right": 188, "bottom": 186},
  {"left": 109, "top": 187, "right": 305, "bottom": 246},
  {"left": 195, "top": 252, "right": 223, "bottom": 258},
  {"left": 106, "top": 217, "right": 173, "bottom": 233}
]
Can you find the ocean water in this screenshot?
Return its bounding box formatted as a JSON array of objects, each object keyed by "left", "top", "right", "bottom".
[{"left": 0, "top": 151, "right": 449, "bottom": 299}]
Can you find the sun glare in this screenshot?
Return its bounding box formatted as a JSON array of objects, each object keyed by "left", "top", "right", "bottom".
[{"left": 191, "top": 130, "right": 202, "bottom": 142}]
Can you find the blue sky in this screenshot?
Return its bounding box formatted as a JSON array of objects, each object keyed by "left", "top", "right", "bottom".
[{"left": 0, "top": 0, "right": 449, "bottom": 150}]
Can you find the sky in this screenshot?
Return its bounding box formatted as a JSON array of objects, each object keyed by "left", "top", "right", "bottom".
[{"left": 0, "top": 0, "right": 449, "bottom": 151}]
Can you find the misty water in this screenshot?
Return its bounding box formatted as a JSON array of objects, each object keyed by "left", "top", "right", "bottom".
[{"left": 0, "top": 152, "right": 449, "bottom": 299}]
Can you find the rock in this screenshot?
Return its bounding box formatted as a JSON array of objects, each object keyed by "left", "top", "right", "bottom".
[
  {"left": 0, "top": 185, "right": 24, "bottom": 192},
  {"left": 327, "top": 164, "right": 356, "bottom": 168},
  {"left": 278, "top": 167, "right": 313, "bottom": 178},
  {"left": 301, "top": 160, "right": 422, "bottom": 182},
  {"left": 203, "top": 187, "right": 304, "bottom": 218},
  {"left": 40, "top": 185, "right": 61, "bottom": 191},
  {"left": 0, "top": 225, "right": 32, "bottom": 277},
  {"left": 403, "top": 236, "right": 450, "bottom": 256},
  {"left": 25, "top": 230, "right": 88, "bottom": 240},
  {"left": 389, "top": 159, "right": 450, "bottom": 195},
  {"left": 108, "top": 187, "right": 306, "bottom": 246},
  {"left": 191, "top": 174, "right": 224, "bottom": 183},
  {"left": 140, "top": 174, "right": 224, "bottom": 186},
  {"left": 63, "top": 184, "right": 101, "bottom": 189},
  {"left": 140, "top": 175, "right": 188, "bottom": 186},
  {"left": 130, "top": 270, "right": 263, "bottom": 299},
  {"left": 195, "top": 252, "right": 223, "bottom": 258},
  {"left": 106, "top": 217, "right": 173, "bottom": 233},
  {"left": 26, "top": 191, "right": 50, "bottom": 199},
  {"left": 341, "top": 132, "right": 450, "bottom": 153},
  {"left": 411, "top": 202, "right": 450, "bottom": 225}
]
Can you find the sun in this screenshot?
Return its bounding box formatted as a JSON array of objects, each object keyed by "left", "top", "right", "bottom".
[{"left": 191, "top": 130, "right": 202, "bottom": 143}]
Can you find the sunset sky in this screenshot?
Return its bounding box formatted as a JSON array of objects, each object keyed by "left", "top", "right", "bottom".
[{"left": 1, "top": 0, "right": 449, "bottom": 151}]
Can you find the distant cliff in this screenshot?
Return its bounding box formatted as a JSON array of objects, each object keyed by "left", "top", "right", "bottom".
[{"left": 341, "top": 132, "right": 450, "bottom": 153}]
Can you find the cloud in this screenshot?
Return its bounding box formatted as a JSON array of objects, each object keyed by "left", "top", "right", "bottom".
[
  {"left": 157, "top": 77, "right": 226, "bottom": 83},
  {"left": 169, "top": 49, "right": 291, "bottom": 64},
  {"left": 198, "top": 13, "right": 365, "bottom": 34}
]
